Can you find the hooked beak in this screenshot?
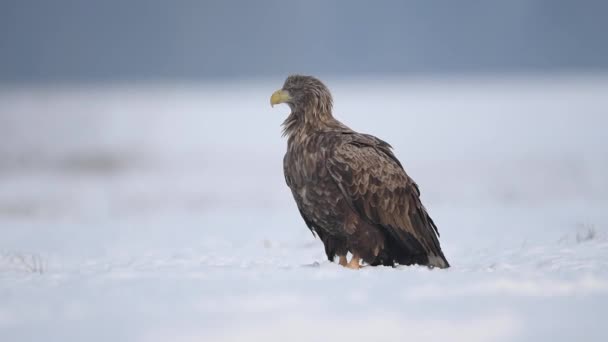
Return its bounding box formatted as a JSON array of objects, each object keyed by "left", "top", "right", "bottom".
[{"left": 270, "top": 89, "right": 292, "bottom": 107}]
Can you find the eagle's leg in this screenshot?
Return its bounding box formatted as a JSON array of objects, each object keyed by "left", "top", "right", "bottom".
[
  {"left": 338, "top": 255, "right": 348, "bottom": 266},
  {"left": 346, "top": 253, "right": 361, "bottom": 270}
]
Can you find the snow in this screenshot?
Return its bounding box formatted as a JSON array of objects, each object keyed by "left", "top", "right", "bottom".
[{"left": 1, "top": 74, "right": 608, "bottom": 341}]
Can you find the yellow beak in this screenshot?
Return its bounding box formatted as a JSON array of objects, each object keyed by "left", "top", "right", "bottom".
[{"left": 270, "top": 89, "right": 291, "bottom": 107}]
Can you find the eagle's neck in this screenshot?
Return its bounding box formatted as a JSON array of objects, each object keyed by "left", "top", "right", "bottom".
[{"left": 282, "top": 109, "right": 349, "bottom": 143}]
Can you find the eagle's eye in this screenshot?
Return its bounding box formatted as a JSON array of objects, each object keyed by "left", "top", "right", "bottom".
[{"left": 284, "top": 83, "right": 299, "bottom": 93}]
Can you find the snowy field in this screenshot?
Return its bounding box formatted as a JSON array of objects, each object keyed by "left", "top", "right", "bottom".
[{"left": 1, "top": 74, "right": 608, "bottom": 341}]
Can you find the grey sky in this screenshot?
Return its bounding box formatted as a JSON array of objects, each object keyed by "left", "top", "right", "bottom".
[{"left": 1, "top": 0, "right": 607, "bottom": 83}]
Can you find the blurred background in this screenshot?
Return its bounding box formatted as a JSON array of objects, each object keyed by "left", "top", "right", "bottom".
[
  {"left": 1, "top": 2, "right": 608, "bottom": 341},
  {"left": 2, "top": 0, "right": 608, "bottom": 82}
]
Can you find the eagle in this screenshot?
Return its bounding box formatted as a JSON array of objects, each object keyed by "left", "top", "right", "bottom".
[{"left": 270, "top": 75, "right": 449, "bottom": 269}]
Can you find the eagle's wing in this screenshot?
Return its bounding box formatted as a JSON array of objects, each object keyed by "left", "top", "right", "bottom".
[{"left": 326, "top": 134, "right": 448, "bottom": 266}]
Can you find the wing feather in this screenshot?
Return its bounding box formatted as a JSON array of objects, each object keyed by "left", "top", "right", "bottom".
[{"left": 326, "top": 134, "right": 448, "bottom": 266}]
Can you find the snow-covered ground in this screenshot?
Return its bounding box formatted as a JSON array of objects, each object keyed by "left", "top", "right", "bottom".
[{"left": 1, "top": 74, "right": 607, "bottom": 341}]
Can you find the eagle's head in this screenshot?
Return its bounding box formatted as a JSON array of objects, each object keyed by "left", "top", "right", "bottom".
[{"left": 270, "top": 75, "right": 333, "bottom": 116}]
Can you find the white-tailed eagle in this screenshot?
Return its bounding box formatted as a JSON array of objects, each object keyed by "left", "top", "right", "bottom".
[{"left": 271, "top": 75, "right": 449, "bottom": 269}]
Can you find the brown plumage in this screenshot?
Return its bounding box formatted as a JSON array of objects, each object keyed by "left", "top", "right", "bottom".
[{"left": 270, "top": 75, "right": 449, "bottom": 269}]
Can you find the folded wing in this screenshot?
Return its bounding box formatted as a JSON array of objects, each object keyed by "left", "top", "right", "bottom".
[{"left": 326, "top": 134, "right": 449, "bottom": 267}]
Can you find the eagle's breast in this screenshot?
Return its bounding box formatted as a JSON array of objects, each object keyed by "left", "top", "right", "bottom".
[{"left": 284, "top": 133, "right": 349, "bottom": 236}]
